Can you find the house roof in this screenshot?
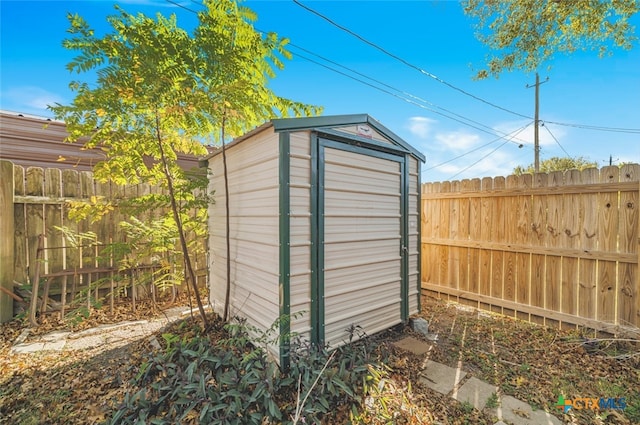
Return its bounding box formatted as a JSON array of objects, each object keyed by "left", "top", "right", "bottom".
[
  {"left": 0, "top": 110, "right": 211, "bottom": 172},
  {"left": 205, "top": 114, "right": 426, "bottom": 162}
]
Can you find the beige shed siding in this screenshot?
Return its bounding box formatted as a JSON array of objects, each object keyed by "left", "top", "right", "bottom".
[
  {"left": 208, "top": 130, "right": 280, "bottom": 341},
  {"left": 323, "top": 148, "right": 402, "bottom": 347},
  {"left": 408, "top": 157, "right": 420, "bottom": 315},
  {"left": 288, "top": 132, "right": 313, "bottom": 338}
]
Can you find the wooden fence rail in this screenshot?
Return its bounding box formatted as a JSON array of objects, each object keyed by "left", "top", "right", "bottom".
[
  {"left": 421, "top": 164, "right": 639, "bottom": 335},
  {"left": 0, "top": 159, "right": 207, "bottom": 323}
]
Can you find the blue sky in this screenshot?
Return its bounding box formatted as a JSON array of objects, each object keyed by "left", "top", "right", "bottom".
[{"left": 1, "top": 0, "right": 639, "bottom": 182}]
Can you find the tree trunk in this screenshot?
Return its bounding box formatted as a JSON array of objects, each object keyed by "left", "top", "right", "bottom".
[
  {"left": 222, "top": 118, "right": 232, "bottom": 322},
  {"left": 154, "top": 113, "right": 209, "bottom": 328}
]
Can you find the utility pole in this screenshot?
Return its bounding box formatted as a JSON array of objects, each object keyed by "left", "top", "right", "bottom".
[{"left": 526, "top": 73, "right": 549, "bottom": 172}]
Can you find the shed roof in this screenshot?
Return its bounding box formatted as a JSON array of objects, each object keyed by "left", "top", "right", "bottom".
[{"left": 205, "top": 114, "right": 426, "bottom": 163}]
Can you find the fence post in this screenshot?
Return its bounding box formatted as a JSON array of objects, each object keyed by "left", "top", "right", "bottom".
[{"left": 0, "top": 160, "right": 15, "bottom": 323}]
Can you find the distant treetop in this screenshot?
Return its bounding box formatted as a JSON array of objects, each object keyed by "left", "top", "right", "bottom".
[{"left": 513, "top": 156, "right": 598, "bottom": 175}]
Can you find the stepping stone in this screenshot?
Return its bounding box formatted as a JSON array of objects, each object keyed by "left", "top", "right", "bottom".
[
  {"left": 11, "top": 342, "right": 45, "bottom": 354},
  {"left": 419, "top": 360, "right": 466, "bottom": 395},
  {"left": 490, "top": 395, "right": 562, "bottom": 425},
  {"left": 41, "top": 331, "right": 71, "bottom": 342},
  {"left": 42, "top": 340, "right": 66, "bottom": 351},
  {"left": 530, "top": 409, "right": 563, "bottom": 425},
  {"left": 392, "top": 336, "right": 432, "bottom": 355},
  {"left": 453, "top": 376, "right": 497, "bottom": 409}
]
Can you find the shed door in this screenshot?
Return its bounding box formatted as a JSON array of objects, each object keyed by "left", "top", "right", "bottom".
[{"left": 316, "top": 140, "right": 406, "bottom": 347}]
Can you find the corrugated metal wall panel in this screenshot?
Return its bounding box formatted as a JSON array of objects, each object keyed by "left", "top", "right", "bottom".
[
  {"left": 208, "top": 130, "right": 280, "bottom": 338},
  {"left": 323, "top": 147, "right": 402, "bottom": 348},
  {"left": 288, "top": 132, "right": 312, "bottom": 340},
  {"left": 325, "top": 303, "right": 402, "bottom": 347}
]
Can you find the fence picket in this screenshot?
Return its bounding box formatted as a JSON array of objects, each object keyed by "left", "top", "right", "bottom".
[
  {"left": 515, "top": 174, "right": 532, "bottom": 321},
  {"left": 597, "top": 166, "right": 619, "bottom": 324},
  {"left": 422, "top": 164, "right": 639, "bottom": 335},
  {"left": 13, "top": 165, "right": 27, "bottom": 285},
  {"left": 1, "top": 160, "right": 207, "bottom": 323},
  {"left": 617, "top": 164, "right": 639, "bottom": 327}
]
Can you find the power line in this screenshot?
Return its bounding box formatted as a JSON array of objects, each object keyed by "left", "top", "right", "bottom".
[
  {"left": 447, "top": 140, "right": 511, "bottom": 180},
  {"left": 292, "top": 0, "right": 531, "bottom": 120},
  {"left": 423, "top": 121, "right": 533, "bottom": 171},
  {"left": 542, "top": 120, "right": 640, "bottom": 134},
  {"left": 174, "top": 0, "right": 640, "bottom": 136},
  {"left": 168, "top": 0, "right": 531, "bottom": 146},
  {"left": 167, "top": 0, "right": 199, "bottom": 14},
  {"left": 541, "top": 122, "right": 572, "bottom": 158},
  {"left": 289, "top": 47, "right": 530, "bottom": 146},
  {"left": 292, "top": 0, "right": 640, "bottom": 135},
  {"left": 446, "top": 122, "right": 532, "bottom": 179}
]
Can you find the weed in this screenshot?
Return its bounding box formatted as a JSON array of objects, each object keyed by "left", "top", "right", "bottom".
[
  {"left": 460, "top": 400, "right": 475, "bottom": 414},
  {"left": 486, "top": 392, "right": 499, "bottom": 408}
]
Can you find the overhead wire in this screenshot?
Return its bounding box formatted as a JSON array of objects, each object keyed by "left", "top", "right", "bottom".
[
  {"left": 292, "top": 0, "right": 640, "bottom": 135},
  {"left": 447, "top": 122, "right": 533, "bottom": 179},
  {"left": 170, "top": 0, "right": 637, "bottom": 173},
  {"left": 170, "top": 0, "right": 532, "bottom": 147},
  {"left": 423, "top": 121, "right": 533, "bottom": 171},
  {"left": 292, "top": 0, "right": 532, "bottom": 120},
  {"left": 541, "top": 122, "right": 572, "bottom": 157},
  {"left": 542, "top": 120, "right": 640, "bottom": 134},
  {"left": 288, "top": 48, "right": 530, "bottom": 146}
]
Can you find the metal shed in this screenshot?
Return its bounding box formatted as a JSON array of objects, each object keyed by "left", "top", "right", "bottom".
[{"left": 206, "top": 114, "right": 425, "bottom": 364}]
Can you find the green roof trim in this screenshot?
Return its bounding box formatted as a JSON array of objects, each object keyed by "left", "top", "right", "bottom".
[{"left": 272, "top": 114, "right": 426, "bottom": 163}]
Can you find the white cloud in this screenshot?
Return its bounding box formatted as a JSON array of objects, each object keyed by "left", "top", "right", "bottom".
[
  {"left": 406, "top": 116, "right": 436, "bottom": 140},
  {"left": 434, "top": 130, "right": 480, "bottom": 151},
  {"left": 1, "top": 86, "right": 64, "bottom": 113}
]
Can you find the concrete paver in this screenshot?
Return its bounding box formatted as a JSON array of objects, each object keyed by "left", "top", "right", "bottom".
[
  {"left": 419, "top": 360, "right": 466, "bottom": 395},
  {"left": 529, "top": 408, "right": 563, "bottom": 425},
  {"left": 491, "top": 395, "right": 562, "bottom": 425},
  {"left": 453, "top": 376, "right": 497, "bottom": 410},
  {"left": 392, "top": 335, "right": 564, "bottom": 425},
  {"left": 11, "top": 342, "right": 46, "bottom": 354},
  {"left": 392, "top": 336, "right": 432, "bottom": 355},
  {"left": 9, "top": 306, "right": 200, "bottom": 355},
  {"left": 41, "top": 331, "right": 70, "bottom": 342}
]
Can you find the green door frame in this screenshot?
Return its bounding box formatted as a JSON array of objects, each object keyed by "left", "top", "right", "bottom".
[{"left": 310, "top": 133, "right": 410, "bottom": 346}]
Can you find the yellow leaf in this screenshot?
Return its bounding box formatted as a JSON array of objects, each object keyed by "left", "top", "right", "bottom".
[{"left": 515, "top": 376, "right": 527, "bottom": 387}]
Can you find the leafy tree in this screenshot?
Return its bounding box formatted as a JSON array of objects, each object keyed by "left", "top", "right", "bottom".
[
  {"left": 51, "top": 0, "right": 321, "bottom": 326},
  {"left": 463, "top": 0, "right": 639, "bottom": 79},
  {"left": 513, "top": 156, "right": 598, "bottom": 175}
]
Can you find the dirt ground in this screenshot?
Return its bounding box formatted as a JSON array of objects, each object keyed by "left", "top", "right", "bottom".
[{"left": 1, "top": 295, "right": 639, "bottom": 424}]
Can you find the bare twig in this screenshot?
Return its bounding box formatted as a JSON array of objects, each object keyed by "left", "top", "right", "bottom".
[{"left": 292, "top": 350, "right": 336, "bottom": 425}]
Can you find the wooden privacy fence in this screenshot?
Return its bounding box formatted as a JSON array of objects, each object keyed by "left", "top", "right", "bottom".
[
  {"left": 421, "top": 164, "right": 640, "bottom": 335},
  {"left": 0, "top": 159, "right": 208, "bottom": 323}
]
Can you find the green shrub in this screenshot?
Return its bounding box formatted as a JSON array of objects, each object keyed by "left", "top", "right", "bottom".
[{"left": 104, "top": 318, "right": 381, "bottom": 424}]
